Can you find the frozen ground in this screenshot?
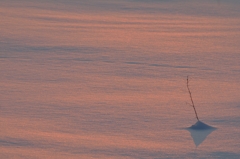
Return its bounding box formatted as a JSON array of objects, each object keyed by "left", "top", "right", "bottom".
[{"left": 1, "top": 0, "right": 240, "bottom": 158}]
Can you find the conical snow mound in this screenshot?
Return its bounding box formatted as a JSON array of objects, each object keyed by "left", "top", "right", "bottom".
[{"left": 189, "top": 120, "right": 214, "bottom": 130}]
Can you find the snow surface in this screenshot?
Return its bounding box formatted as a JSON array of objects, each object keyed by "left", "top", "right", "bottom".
[{"left": 1, "top": 0, "right": 240, "bottom": 159}]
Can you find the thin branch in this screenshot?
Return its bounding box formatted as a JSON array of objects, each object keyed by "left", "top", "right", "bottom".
[{"left": 187, "top": 76, "right": 199, "bottom": 121}]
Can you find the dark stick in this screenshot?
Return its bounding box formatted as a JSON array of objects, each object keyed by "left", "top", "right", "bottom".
[{"left": 187, "top": 76, "right": 199, "bottom": 121}]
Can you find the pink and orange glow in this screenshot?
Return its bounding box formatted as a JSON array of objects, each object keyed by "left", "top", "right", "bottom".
[{"left": 1, "top": 0, "right": 240, "bottom": 158}]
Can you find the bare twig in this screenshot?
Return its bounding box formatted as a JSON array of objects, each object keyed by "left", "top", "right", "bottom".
[{"left": 187, "top": 76, "right": 199, "bottom": 121}]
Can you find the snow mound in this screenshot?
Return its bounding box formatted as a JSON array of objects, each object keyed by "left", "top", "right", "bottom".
[
  {"left": 187, "top": 120, "right": 216, "bottom": 147},
  {"left": 189, "top": 120, "right": 214, "bottom": 130}
]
